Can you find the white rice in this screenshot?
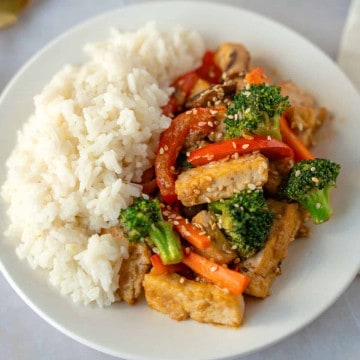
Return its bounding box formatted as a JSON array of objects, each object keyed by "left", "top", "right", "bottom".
[{"left": 1, "top": 23, "right": 205, "bottom": 306}]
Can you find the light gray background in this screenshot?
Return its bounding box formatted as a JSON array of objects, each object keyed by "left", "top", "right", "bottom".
[{"left": 1, "top": 1, "right": 359, "bottom": 359}]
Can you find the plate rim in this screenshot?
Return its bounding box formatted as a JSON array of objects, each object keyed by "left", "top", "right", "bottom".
[{"left": 1, "top": 1, "right": 360, "bottom": 360}]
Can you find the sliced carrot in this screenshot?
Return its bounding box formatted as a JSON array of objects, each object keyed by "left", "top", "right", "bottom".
[
  {"left": 150, "top": 254, "right": 186, "bottom": 276},
  {"left": 279, "top": 115, "right": 315, "bottom": 162},
  {"left": 162, "top": 207, "right": 211, "bottom": 250},
  {"left": 182, "top": 250, "right": 250, "bottom": 295},
  {"left": 245, "top": 67, "right": 269, "bottom": 85}
]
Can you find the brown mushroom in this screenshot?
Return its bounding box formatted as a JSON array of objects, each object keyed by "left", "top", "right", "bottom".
[{"left": 214, "top": 43, "right": 251, "bottom": 80}]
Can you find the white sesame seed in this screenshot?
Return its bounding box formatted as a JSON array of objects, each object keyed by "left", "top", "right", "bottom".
[
  {"left": 179, "top": 277, "right": 185, "bottom": 284},
  {"left": 173, "top": 221, "right": 180, "bottom": 226},
  {"left": 159, "top": 147, "right": 164, "bottom": 155},
  {"left": 210, "top": 266, "right": 218, "bottom": 272},
  {"left": 186, "top": 110, "right": 192, "bottom": 115},
  {"left": 210, "top": 109, "right": 218, "bottom": 115},
  {"left": 232, "top": 141, "right": 237, "bottom": 149},
  {"left": 316, "top": 202, "right": 321, "bottom": 209},
  {"left": 267, "top": 135, "right": 272, "bottom": 140},
  {"left": 295, "top": 170, "right": 301, "bottom": 177},
  {"left": 312, "top": 176, "right": 319, "bottom": 183},
  {"left": 231, "top": 244, "right": 237, "bottom": 250},
  {"left": 242, "top": 143, "right": 250, "bottom": 149},
  {"left": 164, "top": 145, "right": 169, "bottom": 151},
  {"left": 311, "top": 167, "right": 316, "bottom": 172},
  {"left": 248, "top": 183, "right": 256, "bottom": 190},
  {"left": 183, "top": 230, "right": 191, "bottom": 237}
]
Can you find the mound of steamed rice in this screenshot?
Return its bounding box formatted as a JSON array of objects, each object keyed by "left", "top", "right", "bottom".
[{"left": 1, "top": 23, "right": 205, "bottom": 306}]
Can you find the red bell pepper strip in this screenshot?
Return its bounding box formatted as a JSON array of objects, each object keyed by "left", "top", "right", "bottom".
[
  {"left": 187, "top": 136, "right": 294, "bottom": 167},
  {"left": 196, "top": 50, "right": 222, "bottom": 84},
  {"left": 162, "top": 207, "right": 211, "bottom": 250},
  {"left": 155, "top": 107, "right": 226, "bottom": 204},
  {"left": 162, "top": 70, "right": 199, "bottom": 117},
  {"left": 182, "top": 249, "right": 250, "bottom": 295},
  {"left": 162, "top": 50, "right": 222, "bottom": 117},
  {"left": 279, "top": 115, "right": 315, "bottom": 162}
]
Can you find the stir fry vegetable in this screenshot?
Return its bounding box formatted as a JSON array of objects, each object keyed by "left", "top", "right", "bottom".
[
  {"left": 114, "top": 41, "right": 340, "bottom": 328},
  {"left": 284, "top": 158, "right": 340, "bottom": 224},
  {"left": 155, "top": 107, "right": 225, "bottom": 204},
  {"left": 119, "top": 197, "right": 183, "bottom": 265}
]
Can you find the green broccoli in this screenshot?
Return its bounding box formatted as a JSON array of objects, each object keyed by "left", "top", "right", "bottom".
[
  {"left": 118, "top": 196, "right": 183, "bottom": 264},
  {"left": 225, "top": 83, "right": 291, "bottom": 140},
  {"left": 208, "top": 189, "right": 274, "bottom": 259},
  {"left": 284, "top": 158, "right": 340, "bottom": 224}
]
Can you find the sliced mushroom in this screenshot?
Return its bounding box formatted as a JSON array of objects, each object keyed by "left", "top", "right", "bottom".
[
  {"left": 185, "top": 81, "right": 237, "bottom": 108},
  {"left": 192, "top": 210, "right": 237, "bottom": 264},
  {"left": 214, "top": 43, "right": 251, "bottom": 81}
]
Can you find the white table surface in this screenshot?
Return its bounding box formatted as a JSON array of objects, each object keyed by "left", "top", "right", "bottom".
[{"left": 1, "top": 1, "right": 359, "bottom": 359}]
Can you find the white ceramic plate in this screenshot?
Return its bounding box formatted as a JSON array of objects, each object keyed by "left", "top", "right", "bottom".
[{"left": 1, "top": 1, "right": 360, "bottom": 359}]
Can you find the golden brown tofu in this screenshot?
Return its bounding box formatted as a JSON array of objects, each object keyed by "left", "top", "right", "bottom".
[
  {"left": 117, "top": 243, "right": 152, "bottom": 304},
  {"left": 102, "top": 226, "right": 152, "bottom": 305},
  {"left": 192, "top": 210, "right": 237, "bottom": 264},
  {"left": 143, "top": 272, "right": 245, "bottom": 327},
  {"left": 241, "top": 200, "right": 302, "bottom": 298},
  {"left": 278, "top": 81, "right": 315, "bottom": 108},
  {"left": 264, "top": 158, "right": 294, "bottom": 196},
  {"left": 188, "top": 78, "right": 212, "bottom": 100},
  {"left": 284, "top": 106, "right": 327, "bottom": 147},
  {"left": 175, "top": 153, "right": 269, "bottom": 206}
]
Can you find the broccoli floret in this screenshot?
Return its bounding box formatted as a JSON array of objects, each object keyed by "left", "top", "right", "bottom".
[
  {"left": 208, "top": 189, "right": 274, "bottom": 259},
  {"left": 225, "top": 83, "right": 290, "bottom": 140},
  {"left": 119, "top": 196, "right": 183, "bottom": 264},
  {"left": 284, "top": 158, "right": 340, "bottom": 224}
]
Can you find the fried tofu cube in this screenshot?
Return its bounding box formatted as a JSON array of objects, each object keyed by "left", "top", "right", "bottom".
[
  {"left": 101, "top": 225, "right": 152, "bottom": 305},
  {"left": 175, "top": 153, "right": 269, "bottom": 206},
  {"left": 143, "top": 272, "right": 245, "bottom": 327},
  {"left": 242, "top": 200, "right": 302, "bottom": 298}
]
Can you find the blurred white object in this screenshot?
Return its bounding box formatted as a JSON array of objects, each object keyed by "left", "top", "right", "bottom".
[{"left": 338, "top": 0, "right": 360, "bottom": 92}]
